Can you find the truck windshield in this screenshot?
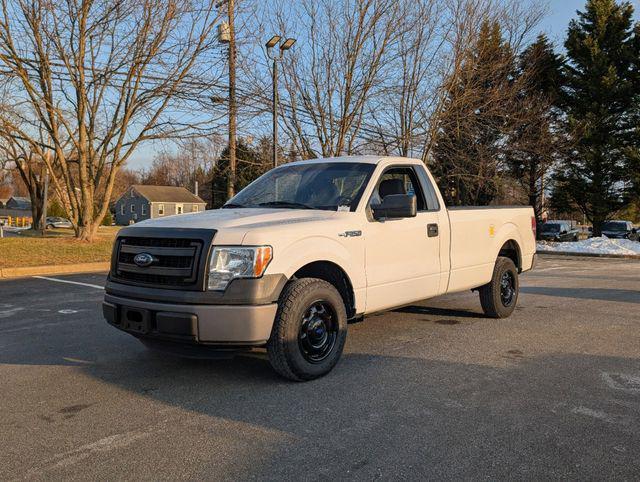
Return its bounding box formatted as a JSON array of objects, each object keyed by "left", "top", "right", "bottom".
[
  {"left": 224, "top": 162, "right": 376, "bottom": 211},
  {"left": 602, "top": 222, "right": 627, "bottom": 231}
]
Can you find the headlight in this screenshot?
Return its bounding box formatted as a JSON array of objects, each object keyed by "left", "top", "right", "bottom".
[{"left": 207, "top": 246, "right": 272, "bottom": 291}]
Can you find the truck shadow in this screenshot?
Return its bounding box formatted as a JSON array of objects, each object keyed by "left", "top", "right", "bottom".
[
  {"left": 393, "top": 305, "right": 486, "bottom": 319},
  {"left": 3, "top": 304, "right": 640, "bottom": 479},
  {"left": 5, "top": 341, "right": 640, "bottom": 479}
]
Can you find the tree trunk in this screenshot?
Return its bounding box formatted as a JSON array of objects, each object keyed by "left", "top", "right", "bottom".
[
  {"left": 19, "top": 169, "right": 46, "bottom": 231},
  {"left": 30, "top": 195, "right": 45, "bottom": 231},
  {"left": 76, "top": 222, "right": 99, "bottom": 242}
]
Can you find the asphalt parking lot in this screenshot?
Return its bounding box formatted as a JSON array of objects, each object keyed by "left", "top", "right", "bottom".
[{"left": 1, "top": 255, "right": 639, "bottom": 480}]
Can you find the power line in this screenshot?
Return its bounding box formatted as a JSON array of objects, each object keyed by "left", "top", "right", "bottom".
[{"left": 1, "top": 54, "right": 408, "bottom": 152}]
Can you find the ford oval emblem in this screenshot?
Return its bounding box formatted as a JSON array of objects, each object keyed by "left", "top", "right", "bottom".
[{"left": 133, "top": 252, "right": 154, "bottom": 267}]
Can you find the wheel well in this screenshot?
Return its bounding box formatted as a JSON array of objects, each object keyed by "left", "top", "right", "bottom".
[
  {"left": 293, "top": 261, "right": 356, "bottom": 319},
  {"left": 499, "top": 240, "right": 522, "bottom": 272}
]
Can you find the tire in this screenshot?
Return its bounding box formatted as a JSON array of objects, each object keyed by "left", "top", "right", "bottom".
[
  {"left": 479, "top": 256, "right": 519, "bottom": 319},
  {"left": 267, "top": 278, "right": 347, "bottom": 381}
]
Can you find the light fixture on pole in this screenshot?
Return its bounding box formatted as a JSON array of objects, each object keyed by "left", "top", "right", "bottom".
[{"left": 266, "top": 35, "right": 296, "bottom": 168}]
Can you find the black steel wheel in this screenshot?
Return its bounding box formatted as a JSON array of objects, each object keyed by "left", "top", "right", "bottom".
[
  {"left": 267, "top": 278, "right": 347, "bottom": 381},
  {"left": 500, "top": 271, "right": 516, "bottom": 307},
  {"left": 479, "top": 256, "right": 519, "bottom": 318},
  {"left": 298, "top": 301, "right": 338, "bottom": 363}
]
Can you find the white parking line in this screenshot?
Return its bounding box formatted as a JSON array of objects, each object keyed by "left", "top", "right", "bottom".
[{"left": 33, "top": 276, "right": 104, "bottom": 290}]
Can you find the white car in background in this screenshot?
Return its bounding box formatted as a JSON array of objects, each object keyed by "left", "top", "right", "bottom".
[{"left": 45, "top": 217, "right": 73, "bottom": 229}]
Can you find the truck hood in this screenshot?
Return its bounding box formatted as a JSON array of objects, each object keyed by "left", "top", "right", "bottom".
[{"left": 134, "top": 208, "right": 338, "bottom": 231}]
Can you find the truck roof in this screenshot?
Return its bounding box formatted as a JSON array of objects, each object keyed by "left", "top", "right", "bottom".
[{"left": 285, "top": 155, "right": 422, "bottom": 167}]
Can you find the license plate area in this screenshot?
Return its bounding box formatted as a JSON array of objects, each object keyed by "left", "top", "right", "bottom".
[{"left": 120, "top": 306, "right": 150, "bottom": 334}]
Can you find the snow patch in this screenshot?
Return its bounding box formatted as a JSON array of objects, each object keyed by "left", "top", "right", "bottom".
[{"left": 537, "top": 236, "right": 640, "bottom": 256}]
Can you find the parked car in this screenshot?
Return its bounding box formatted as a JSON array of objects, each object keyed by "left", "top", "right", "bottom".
[
  {"left": 45, "top": 217, "right": 73, "bottom": 229},
  {"left": 539, "top": 220, "right": 580, "bottom": 242},
  {"left": 601, "top": 220, "right": 639, "bottom": 241},
  {"left": 103, "top": 156, "right": 536, "bottom": 381}
]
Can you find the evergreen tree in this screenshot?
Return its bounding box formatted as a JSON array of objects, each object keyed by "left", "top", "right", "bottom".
[
  {"left": 431, "top": 20, "right": 517, "bottom": 206},
  {"left": 210, "top": 137, "right": 272, "bottom": 208},
  {"left": 553, "top": 0, "right": 640, "bottom": 236},
  {"left": 507, "top": 34, "right": 565, "bottom": 226}
]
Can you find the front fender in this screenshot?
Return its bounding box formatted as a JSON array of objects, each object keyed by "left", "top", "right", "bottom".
[
  {"left": 266, "top": 235, "right": 366, "bottom": 313},
  {"left": 275, "top": 236, "right": 362, "bottom": 283}
]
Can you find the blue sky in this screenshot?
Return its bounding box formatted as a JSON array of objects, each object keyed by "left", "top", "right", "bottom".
[
  {"left": 544, "top": 0, "right": 640, "bottom": 47},
  {"left": 128, "top": 0, "right": 640, "bottom": 170}
]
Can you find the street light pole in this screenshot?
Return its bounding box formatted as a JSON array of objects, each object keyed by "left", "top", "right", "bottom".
[
  {"left": 266, "top": 36, "right": 296, "bottom": 169},
  {"left": 272, "top": 56, "right": 278, "bottom": 168}
]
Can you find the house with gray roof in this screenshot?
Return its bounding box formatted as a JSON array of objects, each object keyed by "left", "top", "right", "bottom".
[
  {"left": 114, "top": 185, "right": 206, "bottom": 225},
  {"left": 6, "top": 196, "right": 32, "bottom": 210}
]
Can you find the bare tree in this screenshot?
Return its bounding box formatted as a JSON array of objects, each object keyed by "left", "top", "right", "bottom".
[
  {"left": 265, "top": 0, "right": 402, "bottom": 158},
  {"left": 366, "top": 0, "right": 449, "bottom": 157},
  {"left": 0, "top": 0, "right": 224, "bottom": 240},
  {"left": 0, "top": 134, "right": 49, "bottom": 229},
  {"left": 141, "top": 137, "right": 221, "bottom": 189}
]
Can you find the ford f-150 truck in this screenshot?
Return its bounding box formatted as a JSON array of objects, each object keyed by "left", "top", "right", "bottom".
[{"left": 104, "top": 156, "right": 536, "bottom": 381}]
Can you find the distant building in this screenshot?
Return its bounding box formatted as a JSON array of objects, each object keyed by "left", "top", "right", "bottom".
[
  {"left": 6, "top": 196, "right": 32, "bottom": 210},
  {"left": 114, "top": 185, "right": 206, "bottom": 225}
]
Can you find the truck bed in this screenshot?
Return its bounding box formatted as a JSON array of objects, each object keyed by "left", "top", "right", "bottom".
[{"left": 445, "top": 206, "right": 535, "bottom": 293}]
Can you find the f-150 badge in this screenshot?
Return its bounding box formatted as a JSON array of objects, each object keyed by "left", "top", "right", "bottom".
[{"left": 339, "top": 230, "right": 362, "bottom": 237}]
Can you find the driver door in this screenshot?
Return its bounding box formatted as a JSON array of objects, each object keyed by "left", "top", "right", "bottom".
[{"left": 364, "top": 166, "right": 441, "bottom": 313}]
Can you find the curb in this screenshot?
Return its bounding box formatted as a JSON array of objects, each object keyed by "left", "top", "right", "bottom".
[
  {"left": 537, "top": 250, "right": 640, "bottom": 260},
  {"left": 0, "top": 262, "right": 110, "bottom": 279}
]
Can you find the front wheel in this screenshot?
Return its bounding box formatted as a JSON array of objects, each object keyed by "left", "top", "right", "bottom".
[
  {"left": 267, "top": 278, "right": 347, "bottom": 381},
  {"left": 479, "top": 256, "right": 519, "bottom": 318}
]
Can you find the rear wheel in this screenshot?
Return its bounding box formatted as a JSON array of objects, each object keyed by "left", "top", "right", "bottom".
[
  {"left": 267, "top": 278, "right": 347, "bottom": 381},
  {"left": 479, "top": 256, "right": 519, "bottom": 318}
]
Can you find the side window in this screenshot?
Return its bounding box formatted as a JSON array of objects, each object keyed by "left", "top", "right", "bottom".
[
  {"left": 158, "top": 204, "right": 164, "bottom": 216},
  {"left": 369, "top": 166, "right": 427, "bottom": 211},
  {"left": 176, "top": 204, "right": 183, "bottom": 215},
  {"left": 415, "top": 166, "right": 440, "bottom": 211}
]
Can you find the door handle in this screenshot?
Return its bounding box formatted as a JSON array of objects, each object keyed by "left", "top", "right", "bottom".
[{"left": 427, "top": 223, "right": 438, "bottom": 237}]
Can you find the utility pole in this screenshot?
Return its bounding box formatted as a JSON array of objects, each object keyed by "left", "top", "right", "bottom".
[{"left": 227, "top": 0, "right": 237, "bottom": 200}]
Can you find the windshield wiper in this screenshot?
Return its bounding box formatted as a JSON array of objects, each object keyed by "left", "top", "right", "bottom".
[
  {"left": 222, "top": 203, "right": 246, "bottom": 209},
  {"left": 257, "top": 201, "right": 314, "bottom": 210}
]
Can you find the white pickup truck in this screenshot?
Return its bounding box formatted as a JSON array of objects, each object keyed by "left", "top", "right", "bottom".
[{"left": 104, "top": 156, "right": 536, "bottom": 381}]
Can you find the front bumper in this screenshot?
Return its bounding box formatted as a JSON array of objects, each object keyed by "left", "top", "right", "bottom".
[{"left": 103, "top": 293, "right": 278, "bottom": 347}]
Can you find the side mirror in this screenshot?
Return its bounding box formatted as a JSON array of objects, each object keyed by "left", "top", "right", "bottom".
[{"left": 372, "top": 194, "right": 417, "bottom": 220}]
